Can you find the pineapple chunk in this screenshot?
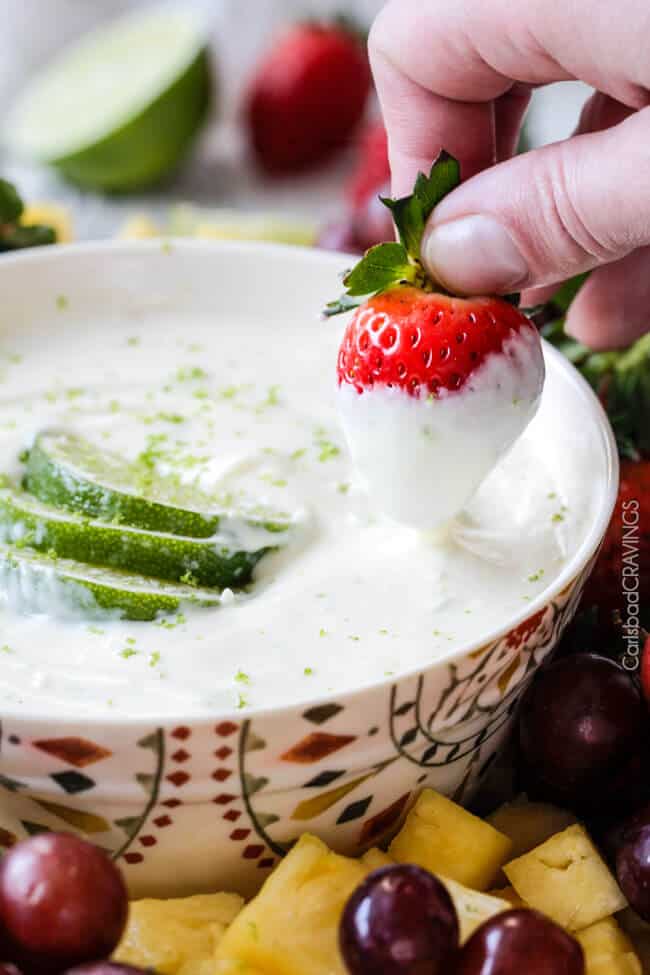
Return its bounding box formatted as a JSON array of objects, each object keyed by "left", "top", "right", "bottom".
[
  {"left": 389, "top": 789, "right": 512, "bottom": 891},
  {"left": 440, "top": 876, "right": 511, "bottom": 943},
  {"left": 488, "top": 886, "right": 527, "bottom": 909},
  {"left": 216, "top": 963, "right": 270, "bottom": 975},
  {"left": 618, "top": 910, "right": 650, "bottom": 974},
  {"left": 21, "top": 202, "right": 73, "bottom": 242},
  {"left": 504, "top": 824, "right": 627, "bottom": 931},
  {"left": 114, "top": 893, "right": 243, "bottom": 975},
  {"left": 361, "top": 847, "right": 394, "bottom": 870},
  {"left": 359, "top": 845, "right": 509, "bottom": 944},
  {"left": 119, "top": 214, "right": 160, "bottom": 239},
  {"left": 216, "top": 834, "right": 368, "bottom": 975},
  {"left": 488, "top": 797, "right": 577, "bottom": 861},
  {"left": 577, "top": 917, "right": 642, "bottom": 974}
]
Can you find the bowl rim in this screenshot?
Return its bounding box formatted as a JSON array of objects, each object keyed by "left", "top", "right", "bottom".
[{"left": 0, "top": 238, "right": 620, "bottom": 728}]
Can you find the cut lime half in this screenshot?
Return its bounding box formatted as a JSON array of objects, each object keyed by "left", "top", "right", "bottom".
[
  {"left": 4, "top": 5, "right": 213, "bottom": 192},
  {"left": 0, "top": 545, "right": 222, "bottom": 621}
]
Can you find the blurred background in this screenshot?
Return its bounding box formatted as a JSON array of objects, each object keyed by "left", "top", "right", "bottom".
[{"left": 0, "top": 0, "right": 591, "bottom": 245}]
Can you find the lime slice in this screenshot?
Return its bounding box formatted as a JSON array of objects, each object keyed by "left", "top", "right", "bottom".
[
  {"left": 25, "top": 430, "right": 289, "bottom": 540},
  {"left": 4, "top": 5, "right": 212, "bottom": 192},
  {"left": 0, "top": 487, "right": 267, "bottom": 589},
  {"left": 0, "top": 545, "right": 221, "bottom": 621}
]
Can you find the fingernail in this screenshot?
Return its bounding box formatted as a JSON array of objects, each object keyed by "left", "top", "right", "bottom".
[{"left": 423, "top": 214, "right": 529, "bottom": 294}]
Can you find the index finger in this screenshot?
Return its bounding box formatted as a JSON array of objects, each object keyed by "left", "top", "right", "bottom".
[{"left": 369, "top": 0, "right": 650, "bottom": 194}]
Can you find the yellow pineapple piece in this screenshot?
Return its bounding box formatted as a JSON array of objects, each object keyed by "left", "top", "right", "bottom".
[
  {"left": 119, "top": 214, "right": 160, "bottom": 239},
  {"left": 488, "top": 886, "right": 527, "bottom": 909},
  {"left": 216, "top": 834, "right": 368, "bottom": 975},
  {"left": 21, "top": 202, "right": 73, "bottom": 242},
  {"left": 504, "top": 824, "right": 627, "bottom": 931},
  {"left": 361, "top": 847, "right": 394, "bottom": 870},
  {"left": 577, "top": 916, "right": 642, "bottom": 974},
  {"left": 617, "top": 910, "right": 650, "bottom": 975},
  {"left": 439, "top": 876, "right": 511, "bottom": 943},
  {"left": 216, "top": 963, "right": 270, "bottom": 975},
  {"left": 114, "top": 892, "right": 243, "bottom": 975},
  {"left": 358, "top": 845, "right": 509, "bottom": 944},
  {"left": 488, "top": 797, "right": 577, "bottom": 861},
  {"left": 389, "top": 789, "right": 512, "bottom": 891}
]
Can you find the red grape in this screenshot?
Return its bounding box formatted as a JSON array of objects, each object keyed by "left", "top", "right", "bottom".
[
  {"left": 316, "top": 219, "right": 363, "bottom": 254},
  {"left": 65, "top": 966, "right": 148, "bottom": 975},
  {"left": 0, "top": 833, "right": 128, "bottom": 974},
  {"left": 519, "top": 654, "right": 649, "bottom": 812},
  {"left": 617, "top": 824, "right": 650, "bottom": 920},
  {"left": 455, "top": 909, "right": 584, "bottom": 975},
  {"left": 339, "top": 864, "right": 459, "bottom": 974}
]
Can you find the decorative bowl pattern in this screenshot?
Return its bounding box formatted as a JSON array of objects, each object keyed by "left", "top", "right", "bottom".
[
  {"left": 0, "top": 561, "right": 591, "bottom": 897},
  {"left": 0, "top": 241, "right": 618, "bottom": 898}
]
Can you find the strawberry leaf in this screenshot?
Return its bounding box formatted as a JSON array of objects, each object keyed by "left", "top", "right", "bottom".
[
  {"left": 343, "top": 242, "right": 415, "bottom": 296},
  {"left": 322, "top": 293, "right": 365, "bottom": 318},
  {"left": 382, "top": 151, "right": 461, "bottom": 259},
  {"left": 413, "top": 150, "right": 461, "bottom": 221}
]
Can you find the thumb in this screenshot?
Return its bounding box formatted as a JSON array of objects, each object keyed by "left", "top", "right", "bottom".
[{"left": 421, "top": 108, "right": 650, "bottom": 295}]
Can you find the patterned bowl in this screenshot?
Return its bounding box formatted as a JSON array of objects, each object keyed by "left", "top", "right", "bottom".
[{"left": 0, "top": 241, "right": 618, "bottom": 898}]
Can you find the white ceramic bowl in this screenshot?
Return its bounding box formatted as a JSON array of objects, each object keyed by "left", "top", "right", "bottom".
[{"left": 0, "top": 241, "right": 618, "bottom": 897}]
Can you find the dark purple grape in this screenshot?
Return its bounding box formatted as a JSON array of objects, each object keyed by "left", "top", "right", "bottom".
[
  {"left": 617, "top": 824, "right": 650, "bottom": 920},
  {"left": 455, "top": 909, "right": 584, "bottom": 975},
  {"left": 316, "top": 219, "right": 363, "bottom": 254},
  {"left": 0, "top": 833, "right": 128, "bottom": 974},
  {"left": 339, "top": 864, "right": 459, "bottom": 975},
  {"left": 519, "top": 654, "right": 649, "bottom": 812},
  {"left": 65, "top": 965, "right": 149, "bottom": 975}
]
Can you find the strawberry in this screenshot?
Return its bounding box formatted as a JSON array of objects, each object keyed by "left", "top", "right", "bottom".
[
  {"left": 581, "top": 458, "right": 650, "bottom": 620},
  {"left": 246, "top": 21, "right": 371, "bottom": 174},
  {"left": 346, "top": 122, "right": 390, "bottom": 208},
  {"left": 641, "top": 632, "right": 650, "bottom": 700},
  {"left": 325, "top": 152, "right": 545, "bottom": 529}
]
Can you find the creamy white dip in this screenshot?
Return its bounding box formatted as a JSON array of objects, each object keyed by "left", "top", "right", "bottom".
[{"left": 0, "top": 301, "right": 604, "bottom": 718}]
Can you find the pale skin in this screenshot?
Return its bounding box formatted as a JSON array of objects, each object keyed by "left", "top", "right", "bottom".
[{"left": 369, "top": 0, "right": 650, "bottom": 348}]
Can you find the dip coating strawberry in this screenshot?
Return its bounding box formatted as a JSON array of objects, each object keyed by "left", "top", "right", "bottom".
[{"left": 326, "top": 152, "right": 545, "bottom": 529}]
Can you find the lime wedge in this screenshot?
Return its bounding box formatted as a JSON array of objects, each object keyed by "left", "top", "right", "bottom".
[
  {"left": 25, "top": 430, "right": 289, "bottom": 540},
  {"left": 0, "top": 545, "right": 221, "bottom": 621},
  {"left": 0, "top": 486, "right": 267, "bottom": 589},
  {"left": 4, "top": 5, "right": 212, "bottom": 192}
]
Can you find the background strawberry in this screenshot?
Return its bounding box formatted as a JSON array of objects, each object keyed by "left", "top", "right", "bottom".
[
  {"left": 346, "top": 122, "right": 389, "bottom": 209},
  {"left": 246, "top": 21, "right": 371, "bottom": 175}
]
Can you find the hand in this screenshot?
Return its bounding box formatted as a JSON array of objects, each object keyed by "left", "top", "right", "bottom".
[{"left": 369, "top": 0, "right": 650, "bottom": 348}]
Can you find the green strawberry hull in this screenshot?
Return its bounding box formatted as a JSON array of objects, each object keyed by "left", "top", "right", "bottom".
[
  {"left": 0, "top": 545, "right": 221, "bottom": 621},
  {"left": 48, "top": 48, "right": 212, "bottom": 193},
  {"left": 0, "top": 489, "right": 266, "bottom": 589}
]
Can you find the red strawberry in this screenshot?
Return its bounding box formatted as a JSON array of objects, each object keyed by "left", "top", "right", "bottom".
[
  {"left": 641, "top": 632, "right": 650, "bottom": 700},
  {"left": 246, "top": 22, "right": 371, "bottom": 174},
  {"left": 325, "top": 152, "right": 545, "bottom": 529},
  {"left": 346, "top": 122, "right": 390, "bottom": 208},
  {"left": 582, "top": 458, "right": 650, "bottom": 618}
]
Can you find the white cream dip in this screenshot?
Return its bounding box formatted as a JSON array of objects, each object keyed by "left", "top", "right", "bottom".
[{"left": 0, "top": 299, "right": 604, "bottom": 718}]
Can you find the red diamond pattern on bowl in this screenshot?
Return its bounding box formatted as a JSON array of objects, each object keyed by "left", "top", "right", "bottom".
[
  {"left": 230, "top": 828, "right": 251, "bottom": 841},
  {"left": 215, "top": 746, "right": 232, "bottom": 760},
  {"left": 212, "top": 768, "right": 231, "bottom": 782},
  {"left": 166, "top": 771, "right": 190, "bottom": 788},
  {"left": 223, "top": 809, "right": 241, "bottom": 822},
  {"left": 243, "top": 844, "right": 264, "bottom": 860},
  {"left": 153, "top": 815, "right": 172, "bottom": 828},
  {"left": 213, "top": 794, "right": 236, "bottom": 805},
  {"left": 171, "top": 749, "right": 190, "bottom": 763},
  {"left": 215, "top": 722, "right": 239, "bottom": 737},
  {"left": 171, "top": 726, "right": 191, "bottom": 740}
]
